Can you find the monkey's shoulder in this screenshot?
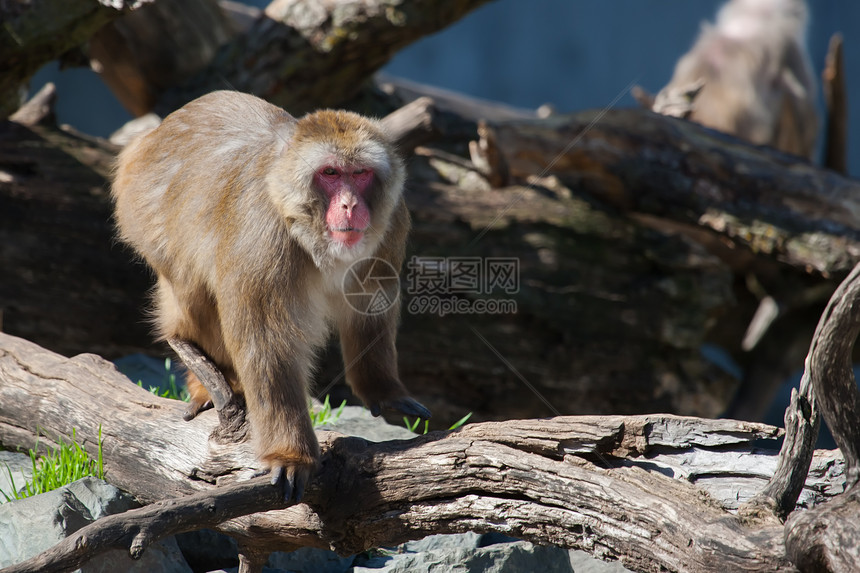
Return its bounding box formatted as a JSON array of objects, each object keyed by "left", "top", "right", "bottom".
[{"left": 162, "top": 91, "right": 296, "bottom": 143}]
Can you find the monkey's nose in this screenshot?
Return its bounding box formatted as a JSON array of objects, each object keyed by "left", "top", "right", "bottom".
[{"left": 340, "top": 194, "right": 358, "bottom": 213}]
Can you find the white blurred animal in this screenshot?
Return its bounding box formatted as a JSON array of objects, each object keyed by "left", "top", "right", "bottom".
[{"left": 653, "top": 0, "right": 818, "bottom": 159}]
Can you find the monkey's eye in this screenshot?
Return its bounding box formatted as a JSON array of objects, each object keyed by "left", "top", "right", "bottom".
[
  {"left": 322, "top": 167, "right": 338, "bottom": 176},
  {"left": 353, "top": 168, "right": 367, "bottom": 175}
]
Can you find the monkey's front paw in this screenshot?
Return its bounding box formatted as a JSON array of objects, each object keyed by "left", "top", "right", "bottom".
[
  {"left": 265, "top": 462, "right": 316, "bottom": 503},
  {"left": 369, "top": 396, "right": 431, "bottom": 419}
]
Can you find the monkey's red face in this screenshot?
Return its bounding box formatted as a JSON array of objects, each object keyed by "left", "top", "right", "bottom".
[{"left": 317, "top": 165, "right": 374, "bottom": 247}]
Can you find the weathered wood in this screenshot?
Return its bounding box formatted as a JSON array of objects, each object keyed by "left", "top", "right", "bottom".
[
  {"left": 157, "top": 0, "right": 493, "bottom": 116},
  {"left": 376, "top": 96, "right": 438, "bottom": 153},
  {"left": 377, "top": 74, "right": 537, "bottom": 123},
  {"left": 785, "top": 488, "right": 860, "bottom": 573},
  {"left": 89, "top": 0, "right": 235, "bottom": 116},
  {"left": 0, "top": 108, "right": 153, "bottom": 360},
  {"left": 1, "top": 331, "right": 847, "bottom": 572},
  {"left": 739, "top": 268, "right": 852, "bottom": 520},
  {"left": 477, "top": 110, "right": 860, "bottom": 275},
  {"left": 166, "top": 338, "right": 247, "bottom": 437},
  {"left": 740, "top": 378, "right": 819, "bottom": 520},
  {"left": 8, "top": 82, "right": 57, "bottom": 127},
  {"left": 0, "top": 0, "right": 147, "bottom": 119},
  {"left": 776, "top": 263, "right": 860, "bottom": 572},
  {"left": 804, "top": 262, "right": 860, "bottom": 485}
]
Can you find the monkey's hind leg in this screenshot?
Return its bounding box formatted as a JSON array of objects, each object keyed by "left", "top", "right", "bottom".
[
  {"left": 182, "top": 369, "right": 213, "bottom": 421},
  {"left": 154, "top": 277, "right": 230, "bottom": 421},
  {"left": 338, "top": 315, "right": 431, "bottom": 420}
]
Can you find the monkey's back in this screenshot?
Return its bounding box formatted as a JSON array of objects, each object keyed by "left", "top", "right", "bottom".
[{"left": 112, "top": 91, "right": 298, "bottom": 289}]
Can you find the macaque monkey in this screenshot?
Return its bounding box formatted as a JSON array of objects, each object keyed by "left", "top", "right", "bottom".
[
  {"left": 112, "top": 90, "right": 430, "bottom": 500},
  {"left": 653, "top": 0, "right": 818, "bottom": 159}
]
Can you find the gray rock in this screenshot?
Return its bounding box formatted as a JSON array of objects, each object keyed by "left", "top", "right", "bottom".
[
  {"left": 211, "top": 536, "right": 634, "bottom": 573},
  {"left": 0, "top": 451, "right": 32, "bottom": 502},
  {"left": 0, "top": 476, "right": 192, "bottom": 573},
  {"left": 400, "top": 532, "right": 484, "bottom": 553},
  {"left": 316, "top": 405, "right": 417, "bottom": 442},
  {"left": 569, "top": 550, "right": 633, "bottom": 572},
  {"left": 350, "top": 536, "right": 574, "bottom": 573},
  {"left": 207, "top": 566, "right": 294, "bottom": 573},
  {"left": 267, "top": 546, "right": 354, "bottom": 573}
]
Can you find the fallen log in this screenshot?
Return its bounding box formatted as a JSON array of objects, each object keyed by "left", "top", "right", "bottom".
[
  {"left": 0, "top": 331, "right": 846, "bottom": 573},
  {"left": 473, "top": 109, "right": 860, "bottom": 275}
]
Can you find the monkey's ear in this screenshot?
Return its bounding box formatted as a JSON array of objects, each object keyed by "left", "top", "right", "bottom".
[{"left": 274, "top": 124, "right": 297, "bottom": 153}]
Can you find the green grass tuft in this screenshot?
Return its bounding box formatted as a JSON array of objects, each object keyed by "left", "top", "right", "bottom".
[
  {"left": 404, "top": 411, "right": 472, "bottom": 434},
  {"left": 137, "top": 357, "right": 189, "bottom": 401},
  {"left": 310, "top": 395, "right": 347, "bottom": 428},
  {"left": 1, "top": 426, "right": 104, "bottom": 502}
]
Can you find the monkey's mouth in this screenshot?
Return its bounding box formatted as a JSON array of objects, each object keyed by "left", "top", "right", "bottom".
[{"left": 329, "top": 227, "right": 365, "bottom": 247}]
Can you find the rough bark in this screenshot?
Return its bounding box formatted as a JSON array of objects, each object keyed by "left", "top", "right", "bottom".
[
  {"left": 786, "top": 488, "right": 860, "bottom": 572},
  {"left": 0, "top": 331, "right": 849, "bottom": 573},
  {"left": 0, "top": 100, "right": 152, "bottom": 359},
  {"left": 473, "top": 111, "right": 860, "bottom": 275},
  {"left": 780, "top": 263, "right": 860, "bottom": 571},
  {"left": 89, "top": 0, "right": 236, "bottom": 116},
  {"left": 166, "top": 338, "right": 247, "bottom": 437},
  {"left": 0, "top": 0, "right": 147, "bottom": 119},
  {"left": 155, "top": 0, "right": 494, "bottom": 116},
  {"left": 740, "top": 374, "right": 819, "bottom": 521},
  {"left": 799, "top": 262, "right": 860, "bottom": 485}
]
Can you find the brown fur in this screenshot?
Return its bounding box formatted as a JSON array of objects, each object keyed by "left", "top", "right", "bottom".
[
  {"left": 112, "top": 90, "right": 416, "bottom": 480},
  {"left": 654, "top": 0, "right": 818, "bottom": 159}
]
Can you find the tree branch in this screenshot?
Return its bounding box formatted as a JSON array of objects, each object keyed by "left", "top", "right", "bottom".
[
  {"left": 740, "top": 373, "right": 819, "bottom": 520},
  {"left": 0, "top": 0, "right": 147, "bottom": 119},
  {"left": 806, "top": 262, "right": 860, "bottom": 484},
  {"left": 166, "top": 338, "right": 247, "bottom": 438},
  {"left": 776, "top": 262, "right": 860, "bottom": 572},
  {"left": 0, "top": 475, "right": 289, "bottom": 573},
  {"left": 157, "top": 0, "right": 493, "bottom": 115}
]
